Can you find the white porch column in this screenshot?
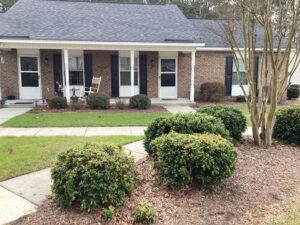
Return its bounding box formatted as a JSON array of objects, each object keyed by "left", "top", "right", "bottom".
[
  {"left": 190, "top": 51, "right": 196, "bottom": 102},
  {"left": 130, "top": 50, "right": 135, "bottom": 96},
  {"left": 63, "top": 49, "right": 70, "bottom": 103}
]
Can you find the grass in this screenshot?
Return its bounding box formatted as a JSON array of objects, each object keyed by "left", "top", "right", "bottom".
[
  {"left": 2, "top": 112, "right": 169, "bottom": 128},
  {"left": 270, "top": 199, "right": 300, "bottom": 225},
  {"left": 0, "top": 136, "right": 142, "bottom": 181}
]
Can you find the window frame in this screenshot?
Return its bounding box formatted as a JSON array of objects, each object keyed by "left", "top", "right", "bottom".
[
  {"left": 119, "top": 56, "right": 139, "bottom": 87},
  {"left": 68, "top": 54, "right": 85, "bottom": 86}
]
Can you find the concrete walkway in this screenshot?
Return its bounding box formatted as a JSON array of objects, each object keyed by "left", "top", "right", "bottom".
[
  {"left": 0, "top": 140, "right": 147, "bottom": 225},
  {"left": 163, "top": 105, "right": 196, "bottom": 114},
  {"left": 0, "top": 108, "right": 31, "bottom": 124},
  {"left": 0, "top": 126, "right": 147, "bottom": 136}
]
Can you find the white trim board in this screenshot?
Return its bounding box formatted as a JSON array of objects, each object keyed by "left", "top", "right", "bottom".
[{"left": 0, "top": 40, "right": 204, "bottom": 52}]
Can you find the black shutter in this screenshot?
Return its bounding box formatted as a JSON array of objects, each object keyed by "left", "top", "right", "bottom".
[
  {"left": 53, "top": 54, "right": 62, "bottom": 93},
  {"left": 111, "top": 55, "right": 119, "bottom": 97},
  {"left": 225, "top": 56, "right": 233, "bottom": 96},
  {"left": 139, "top": 55, "right": 147, "bottom": 95},
  {"left": 254, "top": 56, "right": 259, "bottom": 94},
  {"left": 84, "top": 54, "right": 93, "bottom": 89}
]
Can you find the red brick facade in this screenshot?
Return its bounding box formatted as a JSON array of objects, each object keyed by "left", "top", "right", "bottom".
[{"left": 0, "top": 49, "right": 233, "bottom": 100}]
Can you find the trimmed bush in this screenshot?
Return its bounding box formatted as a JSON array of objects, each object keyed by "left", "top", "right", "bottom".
[
  {"left": 144, "top": 113, "right": 230, "bottom": 156},
  {"left": 51, "top": 143, "right": 137, "bottom": 211},
  {"left": 197, "top": 105, "right": 247, "bottom": 141},
  {"left": 129, "top": 94, "right": 151, "bottom": 109},
  {"left": 102, "top": 206, "right": 116, "bottom": 222},
  {"left": 134, "top": 200, "right": 156, "bottom": 224},
  {"left": 115, "top": 98, "right": 126, "bottom": 110},
  {"left": 48, "top": 96, "right": 68, "bottom": 109},
  {"left": 287, "top": 85, "right": 300, "bottom": 100},
  {"left": 200, "top": 82, "right": 225, "bottom": 101},
  {"left": 273, "top": 106, "right": 300, "bottom": 145},
  {"left": 150, "top": 132, "right": 237, "bottom": 187},
  {"left": 236, "top": 95, "right": 246, "bottom": 102},
  {"left": 86, "top": 93, "right": 110, "bottom": 109}
]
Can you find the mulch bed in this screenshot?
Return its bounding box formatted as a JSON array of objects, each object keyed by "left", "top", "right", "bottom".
[
  {"left": 31, "top": 105, "right": 167, "bottom": 113},
  {"left": 13, "top": 139, "right": 300, "bottom": 225}
]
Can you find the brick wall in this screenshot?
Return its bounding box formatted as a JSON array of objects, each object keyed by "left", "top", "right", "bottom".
[
  {"left": 0, "top": 49, "right": 19, "bottom": 99},
  {"left": 142, "top": 51, "right": 158, "bottom": 98},
  {"left": 194, "top": 51, "right": 228, "bottom": 100},
  {"left": 40, "top": 49, "right": 61, "bottom": 99},
  {"left": 178, "top": 52, "right": 191, "bottom": 98}
]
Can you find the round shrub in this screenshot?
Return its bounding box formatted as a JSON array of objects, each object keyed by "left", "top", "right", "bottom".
[
  {"left": 134, "top": 200, "right": 156, "bottom": 224},
  {"left": 51, "top": 143, "right": 137, "bottom": 211},
  {"left": 273, "top": 106, "right": 300, "bottom": 145},
  {"left": 200, "top": 82, "right": 225, "bottom": 101},
  {"left": 236, "top": 95, "right": 246, "bottom": 102},
  {"left": 86, "top": 93, "right": 110, "bottom": 109},
  {"left": 287, "top": 85, "right": 300, "bottom": 100},
  {"left": 144, "top": 113, "right": 230, "bottom": 156},
  {"left": 150, "top": 132, "right": 237, "bottom": 187},
  {"left": 129, "top": 94, "right": 151, "bottom": 109},
  {"left": 48, "top": 96, "right": 67, "bottom": 109},
  {"left": 197, "top": 105, "right": 247, "bottom": 141}
]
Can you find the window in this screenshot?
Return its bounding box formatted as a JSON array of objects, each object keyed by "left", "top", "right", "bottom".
[
  {"left": 120, "top": 57, "right": 138, "bottom": 86},
  {"left": 69, "top": 55, "right": 84, "bottom": 85},
  {"left": 160, "top": 59, "right": 176, "bottom": 87},
  {"left": 20, "top": 57, "right": 39, "bottom": 87},
  {"left": 232, "top": 58, "right": 248, "bottom": 85}
]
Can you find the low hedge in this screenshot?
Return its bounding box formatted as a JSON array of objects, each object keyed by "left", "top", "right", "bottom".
[
  {"left": 51, "top": 143, "right": 137, "bottom": 211},
  {"left": 287, "top": 85, "right": 300, "bottom": 100},
  {"left": 273, "top": 106, "right": 300, "bottom": 145},
  {"left": 144, "top": 113, "right": 230, "bottom": 156},
  {"left": 197, "top": 105, "right": 247, "bottom": 141},
  {"left": 129, "top": 94, "right": 151, "bottom": 109},
  {"left": 150, "top": 132, "right": 237, "bottom": 187},
  {"left": 200, "top": 82, "right": 226, "bottom": 101},
  {"left": 48, "top": 96, "right": 68, "bottom": 109},
  {"left": 86, "top": 93, "right": 110, "bottom": 109}
]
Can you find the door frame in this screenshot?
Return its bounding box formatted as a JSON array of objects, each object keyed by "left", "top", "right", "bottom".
[
  {"left": 17, "top": 51, "right": 42, "bottom": 99},
  {"left": 158, "top": 56, "right": 178, "bottom": 99}
]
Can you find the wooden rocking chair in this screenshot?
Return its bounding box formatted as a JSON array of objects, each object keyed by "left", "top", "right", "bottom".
[{"left": 84, "top": 76, "right": 101, "bottom": 96}]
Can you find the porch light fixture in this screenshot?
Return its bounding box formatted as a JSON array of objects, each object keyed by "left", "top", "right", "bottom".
[
  {"left": 44, "top": 58, "right": 49, "bottom": 66},
  {"left": 151, "top": 59, "right": 155, "bottom": 67}
]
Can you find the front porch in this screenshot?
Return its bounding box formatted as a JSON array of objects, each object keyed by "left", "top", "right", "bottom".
[{"left": 0, "top": 42, "right": 199, "bottom": 104}]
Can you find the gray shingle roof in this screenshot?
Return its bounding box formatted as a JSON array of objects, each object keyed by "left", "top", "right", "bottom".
[
  {"left": 190, "top": 19, "right": 265, "bottom": 48},
  {"left": 0, "top": 0, "right": 196, "bottom": 43}
]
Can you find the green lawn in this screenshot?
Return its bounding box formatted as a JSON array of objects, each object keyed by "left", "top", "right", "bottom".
[
  {"left": 2, "top": 112, "right": 169, "bottom": 128},
  {"left": 0, "top": 136, "right": 142, "bottom": 181}
]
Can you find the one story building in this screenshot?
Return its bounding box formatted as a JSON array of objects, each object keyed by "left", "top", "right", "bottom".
[{"left": 0, "top": 0, "right": 299, "bottom": 103}]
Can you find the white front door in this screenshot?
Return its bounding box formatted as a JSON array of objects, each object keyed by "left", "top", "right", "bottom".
[
  {"left": 19, "top": 56, "right": 41, "bottom": 99},
  {"left": 159, "top": 58, "right": 177, "bottom": 99}
]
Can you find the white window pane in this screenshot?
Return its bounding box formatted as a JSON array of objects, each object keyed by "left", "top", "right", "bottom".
[
  {"left": 120, "top": 71, "right": 138, "bottom": 86},
  {"left": 233, "top": 58, "right": 246, "bottom": 72},
  {"left": 120, "top": 57, "right": 138, "bottom": 71},
  {"left": 161, "top": 59, "right": 176, "bottom": 72},
  {"left": 69, "top": 56, "right": 83, "bottom": 71},
  {"left": 232, "top": 72, "right": 248, "bottom": 85},
  {"left": 21, "top": 57, "right": 38, "bottom": 71}
]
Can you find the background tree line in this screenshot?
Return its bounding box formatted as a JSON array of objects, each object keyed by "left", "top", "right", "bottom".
[{"left": 0, "top": 0, "right": 231, "bottom": 19}]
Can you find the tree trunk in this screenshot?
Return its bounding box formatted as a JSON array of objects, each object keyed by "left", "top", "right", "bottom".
[{"left": 264, "top": 109, "right": 276, "bottom": 145}]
